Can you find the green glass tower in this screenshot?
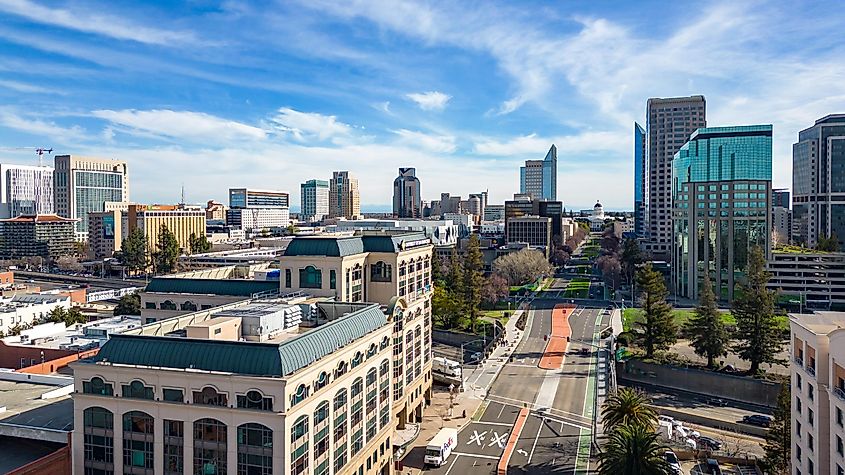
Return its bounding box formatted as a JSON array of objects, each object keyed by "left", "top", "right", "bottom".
[{"left": 671, "top": 125, "right": 772, "bottom": 301}]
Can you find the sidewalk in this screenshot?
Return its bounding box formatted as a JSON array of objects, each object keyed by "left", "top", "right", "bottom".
[{"left": 397, "top": 299, "right": 533, "bottom": 474}]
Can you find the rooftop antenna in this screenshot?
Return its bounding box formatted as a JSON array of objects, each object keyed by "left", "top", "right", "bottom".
[{"left": 180, "top": 183, "right": 185, "bottom": 205}]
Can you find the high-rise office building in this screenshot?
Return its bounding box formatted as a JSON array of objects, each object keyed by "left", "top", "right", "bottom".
[
  {"left": 671, "top": 125, "right": 772, "bottom": 301},
  {"left": 504, "top": 194, "right": 563, "bottom": 241},
  {"left": 228, "top": 188, "right": 289, "bottom": 209},
  {"left": 393, "top": 168, "right": 421, "bottom": 218},
  {"left": 645, "top": 96, "right": 706, "bottom": 259},
  {"left": 634, "top": 123, "right": 647, "bottom": 238},
  {"left": 301, "top": 179, "right": 329, "bottom": 222},
  {"left": 772, "top": 188, "right": 792, "bottom": 246},
  {"left": 54, "top": 155, "right": 129, "bottom": 240},
  {"left": 773, "top": 188, "right": 791, "bottom": 209},
  {"left": 0, "top": 164, "right": 54, "bottom": 218},
  {"left": 329, "top": 171, "right": 361, "bottom": 219},
  {"left": 793, "top": 114, "right": 845, "bottom": 248},
  {"left": 520, "top": 144, "right": 557, "bottom": 201}
]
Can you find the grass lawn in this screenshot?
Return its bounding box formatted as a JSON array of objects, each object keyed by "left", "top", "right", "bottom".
[
  {"left": 481, "top": 309, "right": 510, "bottom": 325},
  {"left": 622, "top": 307, "right": 787, "bottom": 333}
]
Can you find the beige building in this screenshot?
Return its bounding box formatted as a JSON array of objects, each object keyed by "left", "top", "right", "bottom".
[
  {"left": 72, "top": 300, "right": 401, "bottom": 475},
  {"left": 279, "top": 233, "right": 434, "bottom": 429},
  {"left": 790, "top": 311, "right": 845, "bottom": 475},
  {"left": 128, "top": 204, "right": 206, "bottom": 257},
  {"left": 206, "top": 200, "right": 227, "bottom": 221},
  {"left": 54, "top": 155, "right": 129, "bottom": 240},
  {"left": 329, "top": 171, "right": 361, "bottom": 220},
  {"left": 506, "top": 215, "right": 552, "bottom": 256}
]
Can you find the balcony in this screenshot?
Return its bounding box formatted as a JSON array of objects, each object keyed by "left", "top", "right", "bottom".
[
  {"left": 806, "top": 365, "right": 816, "bottom": 377},
  {"left": 794, "top": 356, "right": 804, "bottom": 367},
  {"left": 835, "top": 387, "right": 845, "bottom": 402}
]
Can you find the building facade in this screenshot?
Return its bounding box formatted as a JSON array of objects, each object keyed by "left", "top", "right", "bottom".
[
  {"left": 505, "top": 216, "right": 552, "bottom": 256},
  {"left": 205, "top": 201, "right": 227, "bottom": 221},
  {"left": 392, "top": 168, "right": 421, "bottom": 219},
  {"left": 671, "top": 125, "right": 772, "bottom": 301},
  {"left": 228, "top": 188, "right": 289, "bottom": 209},
  {"left": 301, "top": 179, "right": 330, "bottom": 222},
  {"left": 279, "top": 233, "right": 434, "bottom": 430},
  {"left": 634, "top": 122, "right": 647, "bottom": 238},
  {"left": 484, "top": 204, "right": 505, "bottom": 222},
  {"left": 793, "top": 115, "right": 845, "bottom": 249},
  {"left": 519, "top": 144, "right": 557, "bottom": 201},
  {"left": 72, "top": 301, "right": 400, "bottom": 475},
  {"left": 645, "top": 96, "right": 706, "bottom": 259},
  {"left": 127, "top": 204, "right": 207, "bottom": 256},
  {"left": 88, "top": 210, "right": 123, "bottom": 259},
  {"left": 330, "top": 172, "right": 361, "bottom": 220},
  {"left": 504, "top": 194, "right": 563, "bottom": 242},
  {"left": 0, "top": 214, "right": 77, "bottom": 260},
  {"left": 769, "top": 252, "right": 845, "bottom": 311},
  {"left": 773, "top": 206, "right": 793, "bottom": 246},
  {"left": 0, "top": 164, "right": 54, "bottom": 219},
  {"left": 54, "top": 155, "right": 129, "bottom": 240},
  {"left": 226, "top": 207, "right": 290, "bottom": 231},
  {"left": 789, "top": 311, "right": 845, "bottom": 475}
]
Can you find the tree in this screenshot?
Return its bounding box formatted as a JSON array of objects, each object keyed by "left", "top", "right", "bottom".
[
  {"left": 634, "top": 263, "right": 677, "bottom": 358},
  {"left": 492, "top": 249, "right": 552, "bottom": 286},
  {"left": 114, "top": 292, "right": 141, "bottom": 316},
  {"left": 120, "top": 228, "right": 148, "bottom": 274},
  {"left": 152, "top": 225, "right": 180, "bottom": 274},
  {"left": 462, "top": 234, "right": 485, "bottom": 331},
  {"left": 816, "top": 234, "right": 840, "bottom": 252},
  {"left": 432, "top": 285, "right": 464, "bottom": 329},
  {"left": 286, "top": 223, "right": 298, "bottom": 235},
  {"left": 47, "top": 306, "right": 67, "bottom": 324},
  {"left": 65, "top": 307, "right": 87, "bottom": 325},
  {"left": 733, "top": 246, "right": 783, "bottom": 374},
  {"left": 55, "top": 255, "right": 84, "bottom": 273},
  {"left": 188, "top": 232, "right": 212, "bottom": 254},
  {"left": 597, "top": 254, "right": 622, "bottom": 291},
  {"left": 620, "top": 238, "right": 643, "bottom": 285},
  {"left": 481, "top": 273, "right": 509, "bottom": 307},
  {"left": 550, "top": 248, "right": 570, "bottom": 266},
  {"left": 597, "top": 423, "right": 672, "bottom": 475},
  {"left": 686, "top": 271, "right": 729, "bottom": 368},
  {"left": 600, "top": 387, "right": 658, "bottom": 432},
  {"left": 762, "top": 382, "right": 791, "bottom": 475}
]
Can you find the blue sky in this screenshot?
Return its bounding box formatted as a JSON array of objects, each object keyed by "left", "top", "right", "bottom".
[{"left": 0, "top": 1, "right": 843, "bottom": 211}]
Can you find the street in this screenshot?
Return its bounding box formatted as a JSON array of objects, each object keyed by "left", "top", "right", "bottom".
[{"left": 426, "top": 278, "right": 610, "bottom": 474}]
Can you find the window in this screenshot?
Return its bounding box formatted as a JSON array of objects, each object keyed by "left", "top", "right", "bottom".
[
  {"left": 285, "top": 269, "right": 292, "bottom": 288},
  {"left": 797, "top": 397, "right": 802, "bottom": 413},
  {"left": 145, "top": 302, "right": 156, "bottom": 309},
  {"left": 238, "top": 423, "right": 273, "bottom": 475},
  {"left": 314, "top": 404, "right": 330, "bottom": 459},
  {"left": 160, "top": 300, "right": 177, "bottom": 311},
  {"left": 315, "top": 401, "right": 330, "bottom": 425},
  {"left": 797, "top": 373, "right": 802, "bottom": 390},
  {"left": 370, "top": 261, "right": 392, "bottom": 282},
  {"left": 123, "top": 411, "right": 154, "bottom": 472},
  {"left": 163, "top": 388, "right": 184, "bottom": 403},
  {"left": 237, "top": 390, "right": 273, "bottom": 411},
  {"left": 367, "top": 343, "right": 377, "bottom": 358},
  {"left": 838, "top": 435, "right": 843, "bottom": 456},
  {"left": 84, "top": 407, "right": 114, "bottom": 473},
  {"left": 330, "top": 270, "right": 336, "bottom": 290},
  {"left": 291, "top": 416, "right": 309, "bottom": 475},
  {"left": 334, "top": 389, "right": 348, "bottom": 442},
  {"left": 809, "top": 384, "right": 814, "bottom": 401},
  {"left": 300, "top": 266, "right": 322, "bottom": 289},
  {"left": 83, "top": 377, "right": 114, "bottom": 396},
  {"left": 121, "top": 380, "right": 154, "bottom": 400},
  {"left": 180, "top": 301, "right": 197, "bottom": 311},
  {"left": 809, "top": 433, "right": 814, "bottom": 452},
  {"left": 335, "top": 361, "right": 348, "bottom": 379},
  {"left": 351, "top": 352, "right": 363, "bottom": 369},
  {"left": 193, "top": 387, "right": 227, "bottom": 407},
  {"left": 163, "top": 420, "right": 183, "bottom": 475},
  {"left": 809, "top": 408, "right": 814, "bottom": 426},
  {"left": 315, "top": 372, "right": 330, "bottom": 392},
  {"left": 838, "top": 407, "right": 843, "bottom": 427},
  {"left": 194, "top": 419, "right": 227, "bottom": 475},
  {"left": 351, "top": 378, "right": 363, "bottom": 398},
  {"left": 334, "top": 443, "right": 348, "bottom": 473},
  {"left": 292, "top": 384, "right": 308, "bottom": 406}
]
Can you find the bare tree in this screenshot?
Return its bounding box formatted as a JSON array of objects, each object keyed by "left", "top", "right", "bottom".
[
  {"left": 55, "top": 256, "right": 84, "bottom": 273},
  {"left": 493, "top": 249, "right": 552, "bottom": 285}
]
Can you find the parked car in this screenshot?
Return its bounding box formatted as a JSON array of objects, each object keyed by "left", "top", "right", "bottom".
[
  {"left": 704, "top": 458, "right": 723, "bottom": 475},
  {"left": 698, "top": 436, "right": 722, "bottom": 451},
  {"left": 704, "top": 397, "right": 729, "bottom": 407},
  {"left": 742, "top": 414, "right": 772, "bottom": 427},
  {"left": 663, "top": 450, "right": 682, "bottom": 474},
  {"left": 657, "top": 415, "right": 675, "bottom": 426}
]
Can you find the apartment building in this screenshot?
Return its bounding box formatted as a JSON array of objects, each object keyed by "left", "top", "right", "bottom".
[
  {"left": 0, "top": 163, "right": 54, "bottom": 218},
  {"left": 0, "top": 214, "right": 77, "bottom": 260},
  {"left": 790, "top": 311, "right": 845, "bottom": 475},
  {"left": 72, "top": 300, "right": 399, "bottom": 475}
]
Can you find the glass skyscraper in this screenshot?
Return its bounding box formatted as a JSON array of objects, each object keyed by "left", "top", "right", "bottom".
[
  {"left": 520, "top": 144, "right": 557, "bottom": 201},
  {"left": 634, "top": 122, "right": 647, "bottom": 238},
  {"left": 671, "top": 125, "right": 772, "bottom": 301}
]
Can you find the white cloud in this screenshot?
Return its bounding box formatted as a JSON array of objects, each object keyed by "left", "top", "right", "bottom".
[
  {"left": 405, "top": 91, "right": 451, "bottom": 111},
  {"left": 0, "top": 0, "right": 198, "bottom": 45},
  {"left": 391, "top": 129, "right": 456, "bottom": 153},
  {"left": 474, "top": 131, "right": 626, "bottom": 157},
  {"left": 91, "top": 109, "right": 266, "bottom": 143},
  {"left": 268, "top": 107, "right": 353, "bottom": 142},
  {"left": 0, "top": 79, "right": 61, "bottom": 94},
  {"left": 374, "top": 101, "right": 392, "bottom": 114},
  {"left": 0, "top": 109, "right": 85, "bottom": 142}
]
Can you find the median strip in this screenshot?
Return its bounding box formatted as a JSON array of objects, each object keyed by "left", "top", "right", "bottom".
[
  {"left": 538, "top": 304, "right": 574, "bottom": 369},
  {"left": 497, "top": 407, "right": 530, "bottom": 475}
]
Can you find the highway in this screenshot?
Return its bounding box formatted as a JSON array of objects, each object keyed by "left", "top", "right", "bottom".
[{"left": 426, "top": 278, "right": 610, "bottom": 474}]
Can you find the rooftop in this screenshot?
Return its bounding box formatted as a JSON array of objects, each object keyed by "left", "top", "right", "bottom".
[
  {"left": 0, "top": 214, "right": 77, "bottom": 224},
  {"left": 145, "top": 277, "right": 278, "bottom": 296},
  {"left": 284, "top": 232, "right": 430, "bottom": 257},
  {"left": 790, "top": 311, "right": 845, "bottom": 335},
  {"left": 0, "top": 373, "right": 74, "bottom": 443},
  {"left": 3, "top": 315, "right": 143, "bottom": 351}
]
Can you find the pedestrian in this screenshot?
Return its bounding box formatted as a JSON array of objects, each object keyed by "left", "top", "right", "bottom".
[{"left": 462, "top": 409, "right": 466, "bottom": 418}]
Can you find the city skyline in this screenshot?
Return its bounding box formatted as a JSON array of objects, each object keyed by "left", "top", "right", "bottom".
[{"left": 0, "top": 2, "right": 844, "bottom": 210}]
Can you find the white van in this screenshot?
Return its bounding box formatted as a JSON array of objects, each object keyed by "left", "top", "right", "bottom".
[
  {"left": 432, "top": 356, "right": 462, "bottom": 378},
  {"left": 424, "top": 427, "right": 458, "bottom": 467}
]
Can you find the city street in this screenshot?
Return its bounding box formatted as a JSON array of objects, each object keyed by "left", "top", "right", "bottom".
[{"left": 426, "top": 278, "right": 610, "bottom": 474}]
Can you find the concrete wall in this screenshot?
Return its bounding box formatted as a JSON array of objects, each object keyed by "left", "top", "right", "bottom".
[{"left": 618, "top": 359, "right": 780, "bottom": 408}]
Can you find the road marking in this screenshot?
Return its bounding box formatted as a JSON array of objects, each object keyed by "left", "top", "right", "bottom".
[
  {"left": 485, "top": 394, "right": 591, "bottom": 425},
  {"left": 497, "top": 408, "right": 530, "bottom": 475},
  {"left": 489, "top": 431, "right": 508, "bottom": 448},
  {"left": 452, "top": 452, "right": 500, "bottom": 460},
  {"left": 527, "top": 416, "right": 543, "bottom": 463},
  {"left": 497, "top": 402, "right": 506, "bottom": 419},
  {"left": 472, "top": 421, "right": 513, "bottom": 427},
  {"left": 443, "top": 454, "right": 460, "bottom": 475},
  {"left": 468, "top": 430, "right": 487, "bottom": 446}
]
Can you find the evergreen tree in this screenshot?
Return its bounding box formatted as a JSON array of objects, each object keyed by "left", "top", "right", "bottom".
[
  {"left": 114, "top": 292, "right": 142, "bottom": 316},
  {"left": 816, "top": 234, "right": 840, "bottom": 252},
  {"left": 462, "top": 234, "right": 485, "bottom": 331},
  {"left": 732, "top": 246, "right": 782, "bottom": 374},
  {"left": 188, "top": 232, "right": 212, "bottom": 254},
  {"left": 686, "top": 271, "right": 729, "bottom": 368},
  {"left": 47, "top": 306, "right": 67, "bottom": 324},
  {"left": 152, "top": 225, "right": 180, "bottom": 274},
  {"left": 763, "top": 382, "right": 791, "bottom": 475},
  {"left": 65, "top": 307, "right": 87, "bottom": 325},
  {"left": 446, "top": 252, "right": 464, "bottom": 295},
  {"left": 120, "top": 228, "right": 148, "bottom": 274},
  {"left": 634, "top": 263, "right": 677, "bottom": 358}
]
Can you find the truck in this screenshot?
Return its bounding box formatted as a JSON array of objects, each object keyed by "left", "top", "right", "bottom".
[
  {"left": 424, "top": 427, "right": 458, "bottom": 467},
  {"left": 432, "top": 356, "right": 462, "bottom": 378}
]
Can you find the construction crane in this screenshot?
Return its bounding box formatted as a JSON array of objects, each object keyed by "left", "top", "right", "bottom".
[{"left": 0, "top": 147, "right": 53, "bottom": 166}]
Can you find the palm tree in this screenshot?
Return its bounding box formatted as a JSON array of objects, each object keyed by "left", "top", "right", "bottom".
[
  {"left": 597, "top": 423, "right": 672, "bottom": 475},
  {"left": 601, "top": 387, "right": 657, "bottom": 431}
]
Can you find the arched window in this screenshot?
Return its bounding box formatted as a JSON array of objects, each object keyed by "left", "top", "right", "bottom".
[
  {"left": 379, "top": 336, "right": 389, "bottom": 351},
  {"left": 299, "top": 266, "right": 322, "bottom": 288},
  {"left": 365, "top": 369, "right": 378, "bottom": 415},
  {"left": 314, "top": 400, "right": 330, "bottom": 467},
  {"left": 290, "top": 416, "right": 309, "bottom": 475},
  {"left": 333, "top": 389, "right": 348, "bottom": 447},
  {"left": 370, "top": 261, "right": 392, "bottom": 282},
  {"left": 351, "top": 351, "right": 363, "bottom": 369},
  {"left": 366, "top": 368, "right": 377, "bottom": 387},
  {"left": 351, "top": 377, "right": 363, "bottom": 398},
  {"left": 123, "top": 411, "right": 154, "bottom": 471},
  {"left": 366, "top": 343, "right": 377, "bottom": 358},
  {"left": 335, "top": 360, "right": 348, "bottom": 379},
  {"left": 160, "top": 300, "right": 177, "bottom": 311},
  {"left": 292, "top": 384, "right": 308, "bottom": 406},
  {"left": 180, "top": 301, "right": 197, "bottom": 311},
  {"left": 237, "top": 423, "right": 273, "bottom": 475},
  {"left": 121, "top": 380, "right": 154, "bottom": 400},
  {"left": 380, "top": 359, "right": 389, "bottom": 377},
  {"left": 193, "top": 386, "right": 227, "bottom": 406},
  {"left": 237, "top": 390, "right": 273, "bottom": 411},
  {"left": 83, "top": 407, "right": 114, "bottom": 472},
  {"left": 314, "top": 371, "right": 330, "bottom": 392},
  {"left": 194, "top": 419, "right": 227, "bottom": 475},
  {"left": 83, "top": 376, "right": 113, "bottom": 396}
]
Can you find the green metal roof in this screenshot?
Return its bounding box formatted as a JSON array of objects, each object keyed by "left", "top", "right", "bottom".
[
  {"left": 92, "top": 303, "right": 387, "bottom": 377},
  {"left": 361, "top": 233, "right": 428, "bottom": 253},
  {"left": 284, "top": 237, "right": 365, "bottom": 257},
  {"left": 145, "top": 278, "right": 278, "bottom": 296}
]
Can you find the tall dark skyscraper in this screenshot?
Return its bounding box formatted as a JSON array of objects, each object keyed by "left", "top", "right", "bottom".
[
  {"left": 634, "top": 122, "right": 647, "bottom": 238},
  {"left": 644, "top": 95, "right": 706, "bottom": 259},
  {"left": 793, "top": 114, "right": 845, "bottom": 248},
  {"left": 393, "top": 167, "right": 421, "bottom": 218}
]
